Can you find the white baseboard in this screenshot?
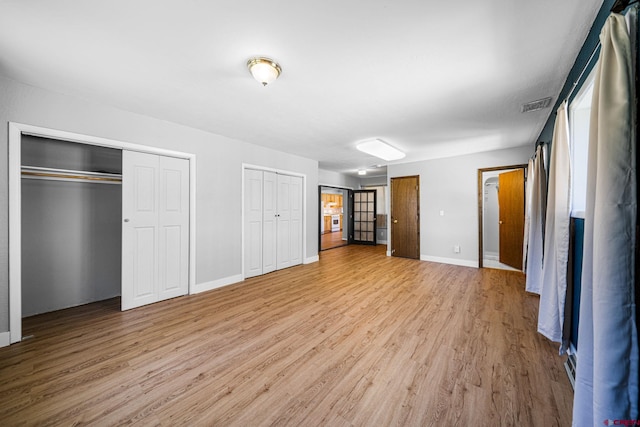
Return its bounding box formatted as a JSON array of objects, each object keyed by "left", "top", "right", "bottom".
[
  {"left": 0, "top": 331, "right": 10, "bottom": 348},
  {"left": 304, "top": 255, "right": 319, "bottom": 264},
  {"left": 484, "top": 252, "right": 499, "bottom": 261},
  {"left": 482, "top": 259, "right": 521, "bottom": 272},
  {"left": 420, "top": 255, "right": 478, "bottom": 268},
  {"left": 386, "top": 250, "right": 391, "bottom": 256},
  {"left": 192, "top": 274, "right": 243, "bottom": 294}
]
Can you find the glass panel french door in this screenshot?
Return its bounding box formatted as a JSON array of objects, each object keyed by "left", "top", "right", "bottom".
[{"left": 352, "top": 190, "right": 376, "bottom": 245}]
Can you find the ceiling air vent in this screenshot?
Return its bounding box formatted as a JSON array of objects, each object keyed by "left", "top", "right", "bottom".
[{"left": 521, "top": 97, "right": 553, "bottom": 113}]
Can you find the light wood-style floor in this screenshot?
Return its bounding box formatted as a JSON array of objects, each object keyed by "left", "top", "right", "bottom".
[
  {"left": 321, "top": 230, "right": 347, "bottom": 250},
  {"left": 0, "top": 245, "right": 572, "bottom": 426}
]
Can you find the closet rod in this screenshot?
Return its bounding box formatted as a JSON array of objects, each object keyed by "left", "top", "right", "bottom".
[
  {"left": 21, "top": 171, "right": 122, "bottom": 183},
  {"left": 21, "top": 166, "right": 122, "bottom": 184}
]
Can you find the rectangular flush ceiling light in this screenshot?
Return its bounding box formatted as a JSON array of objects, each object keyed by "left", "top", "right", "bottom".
[{"left": 356, "top": 139, "right": 405, "bottom": 161}]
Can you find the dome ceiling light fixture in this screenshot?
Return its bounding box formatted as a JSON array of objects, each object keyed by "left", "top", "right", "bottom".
[{"left": 247, "top": 57, "right": 282, "bottom": 86}]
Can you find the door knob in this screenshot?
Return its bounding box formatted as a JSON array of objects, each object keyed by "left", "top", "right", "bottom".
[
  {"left": 124, "top": 219, "right": 130, "bottom": 223},
  {"left": 393, "top": 219, "right": 398, "bottom": 224},
  {"left": 499, "top": 221, "right": 503, "bottom": 224}
]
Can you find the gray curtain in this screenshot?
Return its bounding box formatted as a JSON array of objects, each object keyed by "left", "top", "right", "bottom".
[{"left": 573, "top": 11, "right": 638, "bottom": 425}]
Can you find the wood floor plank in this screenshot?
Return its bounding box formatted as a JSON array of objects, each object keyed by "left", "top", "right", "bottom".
[{"left": 0, "top": 244, "right": 573, "bottom": 425}]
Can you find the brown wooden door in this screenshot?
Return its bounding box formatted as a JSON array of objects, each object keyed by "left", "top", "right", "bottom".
[
  {"left": 498, "top": 169, "right": 525, "bottom": 270},
  {"left": 391, "top": 176, "right": 419, "bottom": 259}
]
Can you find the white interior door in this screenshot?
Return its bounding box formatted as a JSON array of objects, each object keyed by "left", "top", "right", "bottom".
[
  {"left": 158, "top": 156, "right": 190, "bottom": 300},
  {"left": 243, "top": 169, "right": 303, "bottom": 278},
  {"left": 122, "top": 151, "right": 189, "bottom": 310},
  {"left": 289, "top": 175, "right": 303, "bottom": 266},
  {"left": 244, "top": 169, "right": 264, "bottom": 278},
  {"left": 122, "top": 151, "right": 159, "bottom": 310},
  {"left": 276, "top": 174, "right": 292, "bottom": 270},
  {"left": 263, "top": 171, "right": 277, "bottom": 274}
]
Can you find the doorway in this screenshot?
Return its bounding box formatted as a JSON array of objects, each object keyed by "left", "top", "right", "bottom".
[
  {"left": 21, "top": 136, "right": 123, "bottom": 317},
  {"left": 361, "top": 185, "right": 388, "bottom": 245},
  {"left": 390, "top": 176, "right": 420, "bottom": 259},
  {"left": 478, "top": 164, "right": 527, "bottom": 270},
  {"left": 319, "top": 186, "right": 349, "bottom": 250}
]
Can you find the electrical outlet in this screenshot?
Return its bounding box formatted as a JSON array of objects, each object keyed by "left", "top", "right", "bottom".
[{"left": 454, "top": 245, "right": 460, "bottom": 253}]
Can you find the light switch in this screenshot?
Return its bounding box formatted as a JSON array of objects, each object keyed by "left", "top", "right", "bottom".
[{"left": 439, "top": 210, "right": 444, "bottom": 216}]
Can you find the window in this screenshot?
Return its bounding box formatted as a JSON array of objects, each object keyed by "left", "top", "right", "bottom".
[
  {"left": 569, "top": 67, "right": 596, "bottom": 216},
  {"left": 565, "top": 63, "right": 597, "bottom": 358}
]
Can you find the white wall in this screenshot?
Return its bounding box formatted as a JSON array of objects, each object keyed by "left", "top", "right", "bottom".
[
  {"left": 388, "top": 145, "right": 531, "bottom": 267},
  {"left": 0, "top": 75, "right": 319, "bottom": 332},
  {"left": 358, "top": 175, "right": 387, "bottom": 187},
  {"left": 22, "top": 179, "right": 122, "bottom": 316},
  {"left": 318, "top": 169, "right": 359, "bottom": 189}
]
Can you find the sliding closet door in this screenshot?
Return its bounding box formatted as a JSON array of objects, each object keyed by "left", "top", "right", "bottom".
[
  {"left": 157, "top": 156, "right": 189, "bottom": 301},
  {"left": 122, "top": 151, "right": 159, "bottom": 310},
  {"left": 244, "top": 169, "right": 264, "bottom": 278},
  {"left": 122, "top": 151, "right": 189, "bottom": 310}
]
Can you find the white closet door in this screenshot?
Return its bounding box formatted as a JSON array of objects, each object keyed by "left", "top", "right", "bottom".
[
  {"left": 263, "top": 171, "right": 277, "bottom": 274},
  {"left": 158, "top": 156, "right": 189, "bottom": 300},
  {"left": 244, "top": 169, "right": 264, "bottom": 278},
  {"left": 289, "top": 175, "right": 303, "bottom": 266},
  {"left": 122, "top": 151, "right": 189, "bottom": 310},
  {"left": 243, "top": 169, "right": 303, "bottom": 278},
  {"left": 122, "top": 151, "right": 159, "bottom": 310},
  {"left": 276, "top": 174, "right": 292, "bottom": 270}
]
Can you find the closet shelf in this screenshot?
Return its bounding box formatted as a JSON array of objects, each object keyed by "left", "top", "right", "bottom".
[{"left": 21, "top": 165, "right": 122, "bottom": 184}]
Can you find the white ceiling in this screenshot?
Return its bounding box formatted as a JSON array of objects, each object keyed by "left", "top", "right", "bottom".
[{"left": 0, "top": 0, "right": 603, "bottom": 176}]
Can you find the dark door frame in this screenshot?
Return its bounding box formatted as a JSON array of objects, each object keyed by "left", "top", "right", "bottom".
[
  {"left": 477, "top": 164, "right": 528, "bottom": 268},
  {"left": 318, "top": 185, "right": 352, "bottom": 252}
]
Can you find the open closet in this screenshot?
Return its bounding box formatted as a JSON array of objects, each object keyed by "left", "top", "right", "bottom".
[
  {"left": 9, "top": 124, "right": 195, "bottom": 344},
  {"left": 19, "top": 135, "right": 191, "bottom": 317},
  {"left": 21, "top": 135, "right": 123, "bottom": 316}
]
